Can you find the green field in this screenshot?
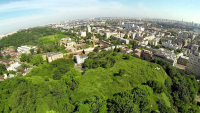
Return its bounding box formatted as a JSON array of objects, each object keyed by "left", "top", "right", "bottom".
[{"left": 39, "top": 34, "right": 67, "bottom": 44}]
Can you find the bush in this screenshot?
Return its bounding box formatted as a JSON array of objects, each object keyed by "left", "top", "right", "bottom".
[
  {"left": 45, "top": 76, "right": 49, "bottom": 81},
  {"left": 119, "top": 69, "right": 126, "bottom": 76}
]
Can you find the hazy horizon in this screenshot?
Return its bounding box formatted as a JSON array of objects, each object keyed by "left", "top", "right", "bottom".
[{"left": 1, "top": 0, "right": 200, "bottom": 34}]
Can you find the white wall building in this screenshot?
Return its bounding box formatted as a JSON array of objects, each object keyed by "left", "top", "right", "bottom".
[
  {"left": 185, "top": 53, "right": 200, "bottom": 78},
  {"left": 162, "top": 40, "right": 182, "bottom": 50},
  {"left": 7, "top": 62, "right": 21, "bottom": 72},
  {"left": 186, "top": 45, "right": 200, "bottom": 78},
  {"left": 87, "top": 25, "right": 91, "bottom": 33},
  {"left": 80, "top": 31, "right": 86, "bottom": 37},
  {"left": 75, "top": 54, "right": 88, "bottom": 64},
  {"left": 17, "top": 46, "right": 37, "bottom": 54}
]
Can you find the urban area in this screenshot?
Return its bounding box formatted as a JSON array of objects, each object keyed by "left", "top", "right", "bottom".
[{"left": 1, "top": 17, "right": 200, "bottom": 80}]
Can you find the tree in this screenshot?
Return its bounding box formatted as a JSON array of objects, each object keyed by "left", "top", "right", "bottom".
[
  {"left": 119, "top": 69, "right": 126, "bottom": 76},
  {"left": 69, "top": 54, "right": 73, "bottom": 59},
  {"left": 131, "top": 40, "right": 136, "bottom": 50},
  {"left": 82, "top": 50, "right": 85, "bottom": 54},
  {"left": 93, "top": 47, "right": 99, "bottom": 53},
  {"left": 36, "top": 48, "right": 41, "bottom": 54},
  {"left": 21, "top": 63, "right": 29, "bottom": 70},
  {"left": 128, "top": 44, "right": 132, "bottom": 49},
  {"left": 123, "top": 54, "right": 130, "bottom": 60},
  {"left": 124, "top": 34, "right": 129, "bottom": 39},
  {"left": 0, "top": 54, "right": 3, "bottom": 59},
  {"left": 30, "top": 49, "right": 34, "bottom": 55},
  {"left": 5, "top": 54, "right": 11, "bottom": 59},
  {"left": 118, "top": 47, "right": 123, "bottom": 52},
  {"left": 107, "top": 86, "right": 152, "bottom": 113},
  {"left": 20, "top": 54, "right": 28, "bottom": 62},
  {"left": 0, "top": 64, "right": 6, "bottom": 75},
  {"left": 31, "top": 54, "right": 43, "bottom": 66},
  {"left": 53, "top": 69, "right": 62, "bottom": 80}
]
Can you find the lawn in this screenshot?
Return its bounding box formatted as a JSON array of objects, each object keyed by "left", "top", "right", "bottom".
[{"left": 39, "top": 34, "right": 67, "bottom": 44}]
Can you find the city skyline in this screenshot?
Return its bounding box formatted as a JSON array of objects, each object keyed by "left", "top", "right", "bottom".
[{"left": 0, "top": 0, "right": 200, "bottom": 34}]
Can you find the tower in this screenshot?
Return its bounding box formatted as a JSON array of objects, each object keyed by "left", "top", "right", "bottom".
[{"left": 87, "top": 25, "right": 91, "bottom": 33}]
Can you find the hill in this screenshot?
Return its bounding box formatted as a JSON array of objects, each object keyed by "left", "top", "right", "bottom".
[{"left": 0, "top": 51, "right": 199, "bottom": 113}]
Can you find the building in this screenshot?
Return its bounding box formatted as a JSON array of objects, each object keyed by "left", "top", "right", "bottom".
[
  {"left": 152, "top": 49, "right": 177, "bottom": 66},
  {"left": 185, "top": 53, "right": 200, "bottom": 78},
  {"left": 191, "top": 44, "right": 199, "bottom": 53},
  {"left": 111, "top": 36, "right": 129, "bottom": 44},
  {"left": 75, "top": 54, "right": 88, "bottom": 64},
  {"left": 134, "top": 49, "right": 142, "bottom": 57},
  {"left": 7, "top": 62, "right": 21, "bottom": 72},
  {"left": 177, "top": 56, "right": 189, "bottom": 66},
  {"left": 185, "top": 44, "right": 200, "bottom": 78},
  {"left": 0, "top": 76, "right": 4, "bottom": 81},
  {"left": 17, "top": 46, "right": 37, "bottom": 54},
  {"left": 42, "top": 52, "right": 63, "bottom": 63},
  {"left": 132, "top": 33, "right": 136, "bottom": 39},
  {"left": 143, "top": 35, "right": 155, "bottom": 41},
  {"left": 149, "top": 38, "right": 160, "bottom": 46},
  {"left": 80, "top": 31, "right": 86, "bottom": 37},
  {"left": 60, "top": 37, "right": 76, "bottom": 47},
  {"left": 0, "top": 59, "right": 14, "bottom": 65},
  {"left": 162, "top": 40, "right": 182, "bottom": 50},
  {"left": 142, "top": 50, "right": 153, "bottom": 59},
  {"left": 87, "top": 25, "right": 91, "bottom": 32}
]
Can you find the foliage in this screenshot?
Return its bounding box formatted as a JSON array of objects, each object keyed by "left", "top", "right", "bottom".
[
  {"left": 30, "top": 49, "right": 34, "bottom": 55},
  {"left": 30, "top": 54, "right": 44, "bottom": 66},
  {"left": 107, "top": 86, "right": 152, "bottom": 113},
  {"left": 0, "top": 54, "right": 3, "bottom": 59},
  {"left": 0, "top": 28, "right": 60, "bottom": 49},
  {"left": 0, "top": 52, "right": 199, "bottom": 113},
  {"left": 0, "top": 64, "right": 6, "bottom": 75},
  {"left": 93, "top": 47, "right": 99, "bottom": 53},
  {"left": 20, "top": 53, "right": 31, "bottom": 62},
  {"left": 129, "top": 40, "right": 136, "bottom": 50},
  {"left": 5, "top": 54, "right": 11, "bottom": 59}
]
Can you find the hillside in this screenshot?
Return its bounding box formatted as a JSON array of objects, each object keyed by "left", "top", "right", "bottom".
[{"left": 0, "top": 51, "right": 199, "bottom": 113}]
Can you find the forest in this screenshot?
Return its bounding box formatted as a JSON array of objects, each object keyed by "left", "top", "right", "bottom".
[{"left": 0, "top": 50, "right": 200, "bottom": 113}]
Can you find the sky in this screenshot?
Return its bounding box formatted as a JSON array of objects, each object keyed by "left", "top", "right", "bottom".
[{"left": 0, "top": 0, "right": 200, "bottom": 34}]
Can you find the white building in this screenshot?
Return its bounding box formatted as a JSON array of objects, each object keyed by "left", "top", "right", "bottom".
[
  {"left": 75, "top": 54, "right": 88, "bottom": 64},
  {"left": 80, "top": 31, "right": 86, "bottom": 37},
  {"left": 143, "top": 35, "right": 155, "bottom": 41},
  {"left": 152, "top": 49, "right": 178, "bottom": 66},
  {"left": 162, "top": 40, "right": 182, "bottom": 50},
  {"left": 186, "top": 45, "right": 200, "bottom": 78},
  {"left": 7, "top": 62, "right": 21, "bottom": 72},
  {"left": 150, "top": 38, "right": 160, "bottom": 46},
  {"left": 17, "top": 46, "right": 37, "bottom": 54},
  {"left": 111, "top": 36, "right": 129, "bottom": 44},
  {"left": 87, "top": 25, "right": 91, "bottom": 33},
  {"left": 132, "top": 33, "right": 136, "bottom": 39},
  {"left": 185, "top": 52, "right": 200, "bottom": 78}
]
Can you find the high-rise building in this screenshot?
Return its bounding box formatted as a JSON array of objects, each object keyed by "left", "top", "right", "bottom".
[
  {"left": 87, "top": 25, "right": 91, "bottom": 33},
  {"left": 186, "top": 44, "right": 200, "bottom": 78}
]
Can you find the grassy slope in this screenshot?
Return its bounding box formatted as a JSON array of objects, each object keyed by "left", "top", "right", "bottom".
[
  {"left": 75, "top": 55, "right": 169, "bottom": 106},
  {"left": 39, "top": 34, "right": 67, "bottom": 44},
  {"left": 25, "top": 54, "right": 171, "bottom": 109}
]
